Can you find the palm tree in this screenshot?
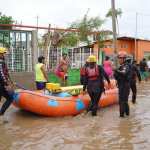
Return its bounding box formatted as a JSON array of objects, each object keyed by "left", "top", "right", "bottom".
[
  {"left": 70, "top": 11, "right": 105, "bottom": 45},
  {"left": 42, "top": 10, "right": 110, "bottom": 67},
  {"left": 70, "top": 11, "right": 111, "bottom": 65},
  {"left": 106, "top": 8, "right": 122, "bottom": 35}
]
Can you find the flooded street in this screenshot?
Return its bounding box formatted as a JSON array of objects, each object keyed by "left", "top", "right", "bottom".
[{"left": 1, "top": 81, "right": 150, "bottom": 150}]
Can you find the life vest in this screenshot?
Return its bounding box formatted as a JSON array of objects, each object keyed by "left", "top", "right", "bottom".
[
  {"left": 86, "top": 65, "right": 99, "bottom": 80},
  {"left": 80, "top": 67, "right": 86, "bottom": 76}
]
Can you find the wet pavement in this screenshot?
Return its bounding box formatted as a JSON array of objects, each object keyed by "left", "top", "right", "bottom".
[{"left": 0, "top": 81, "right": 150, "bottom": 150}]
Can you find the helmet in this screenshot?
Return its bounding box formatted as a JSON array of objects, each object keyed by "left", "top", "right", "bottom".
[
  {"left": 118, "top": 51, "right": 127, "bottom": 58},
  {"left": 88, "top": 55, "right": 97, "bottom": 62},
  {"left": 126, "top": 57, "right": 132, "bottom": 61},
  {"left": 0, "top": 47, "right": 7, "bottom": 54}
]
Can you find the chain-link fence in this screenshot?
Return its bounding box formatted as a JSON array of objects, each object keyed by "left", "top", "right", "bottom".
[
  {"left": 0, "top": 29, "right": 94, "bottom": 72},
  {"left": 0, "top": 30, "right": 33, "bottom": 72}
]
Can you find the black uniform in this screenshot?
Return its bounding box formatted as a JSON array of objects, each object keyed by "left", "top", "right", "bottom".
[
  {"left": 130, "top": 63, "right": 141, "bottom": 103},
  {"left": 83, "top": 65, "right": 110, "bottom": 116},
  {"left": 0, "top": 58, "right": 14, "bottom": 115},
  {"left": 114, "top": 63, "right": 131, "bottom": 117}
]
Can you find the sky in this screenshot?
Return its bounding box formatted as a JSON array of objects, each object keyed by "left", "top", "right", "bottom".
[{"left": 1, "top": 0, "right": 150, "bottom": 38}]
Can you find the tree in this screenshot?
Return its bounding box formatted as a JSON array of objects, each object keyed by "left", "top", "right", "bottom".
[
  {"left": 50, "top": 31, "right": 79, "bottom": 48},
  {"left": 42, "top": 11, "right": 108, "bottom": 49},
  {"left": 70, "top": 11, "right": 105, "bottom": 45},
  {"left": 0, "top": 13, "right": 14, "bottom": 47},
  {"left": 41, "top": 11, "right": 110, "bottom": 67},
  {"left": 0, "top": 13, "right": 14, "bottom": 30},
  {"left": 106, "top": 8, "right": 122, "bottom": 35}
]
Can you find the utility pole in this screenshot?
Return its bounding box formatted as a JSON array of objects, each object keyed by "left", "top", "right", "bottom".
[
  {"left": 111, "top": 0, "right": 117, "bottom": 66},
  {"left": 134, "top": 12, "right": 138, "bottom": 61},
  {"left": 36, "top": 15, "right": 39, "bottom": 57}
]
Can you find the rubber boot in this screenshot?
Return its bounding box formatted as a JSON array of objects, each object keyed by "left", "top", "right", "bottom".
[
  {"left": 125, "top": 102, "right": 130, "bottom": 116},
  {"left": 132, "top": 94, "right": 136, "bottom": 104},
  {"left": 119, "top": 102, "right": 125, "bottom": 117}
]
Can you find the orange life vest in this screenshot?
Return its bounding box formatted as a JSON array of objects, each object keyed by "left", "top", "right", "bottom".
[
  {"left": 86, "top": 65, "right": 99, "bottom": 80},
  {"left": 80, "top": 67, "right": 86, "bottom": 76}
]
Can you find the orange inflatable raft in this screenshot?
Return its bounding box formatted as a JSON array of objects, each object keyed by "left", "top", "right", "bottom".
[{"left": 13, "top": 81, "right": 118, "bottom": 117}]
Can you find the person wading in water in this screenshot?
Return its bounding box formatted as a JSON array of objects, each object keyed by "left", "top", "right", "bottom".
[
  {"left": 0, "top": 47, "right": 14, "bottom": 122},
  {"left": 35, "top": 56, "right": 48, "bottom": 90},
  {"left": 114, "top": 51, "right": 132, "bottom": 118},
  {"left": 126, "top": 58, "right": 141, "bottom": 104},
  {"left": 83, "top": 55, "right": 110, "bottom": 116}
]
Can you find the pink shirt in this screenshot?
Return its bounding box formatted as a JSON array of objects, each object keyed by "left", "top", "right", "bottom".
[{"left": 103, "top": 60, "right": 113, "bottom": 77}]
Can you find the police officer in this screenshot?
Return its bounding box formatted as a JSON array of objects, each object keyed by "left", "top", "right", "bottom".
[
  {"left": 0, "top": 47, "right": 14, "bottom": 119},
  {"left": 114, "top": 51, "right": 131, "bottom": 117},
  {"left": 83, "top": 55, "right": 110, "bottom": 116},
  {"left": 126, "top": 59, "right": 141, "bottom": 104}
]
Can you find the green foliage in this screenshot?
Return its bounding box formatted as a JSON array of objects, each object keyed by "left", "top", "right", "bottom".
[
  {"left": 0, "top": 31, "right": 10, "bottom": 47},
  {"left": 57, "top": 32, "right": 79, "bottom": 47},
  {"left": 106, "top": 8, "right": 122, "bottom": 18},
  {"left": 43, "top": 10, "right": 108, "bottom": 50},
  {"left": 0, "top": 13, "right": 14, "bottom": 47},
  {"left": 70, "top": 12, "right": 105, "bottom": 44},
  {"left": 0, "top": 13, "right": 14, "bottom": 29}
]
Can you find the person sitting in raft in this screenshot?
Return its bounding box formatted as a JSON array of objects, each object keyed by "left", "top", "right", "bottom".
[
  {"left": 55, "top": 53, "right": 70, "bottom": 86},
  {"left": 35, "top": 56, "right": 48, "bottom": 90},
  {"left": 83, "top": 55, "right": 110, "bottom": 116}
]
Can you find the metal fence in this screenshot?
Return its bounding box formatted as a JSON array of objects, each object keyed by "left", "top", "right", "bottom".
[
  {"left": 0, "top": 29, "right": 94, "bottom": 72},
  {"left": 48, "top": 47, "right": 93, "bottom": 69},
  {"left": 0, "top": 30, "right": 33, "bottom": 72}
]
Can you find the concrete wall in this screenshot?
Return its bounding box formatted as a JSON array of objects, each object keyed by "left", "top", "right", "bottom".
[
  {"left": 93, "top": 39, "right": 150, "bottom": 62},
  {"left": 137, "top": 40, "right": 150, "bottom": 62},
  {"left": 10, "top": 72, "right": 36, "bottom": 90}
]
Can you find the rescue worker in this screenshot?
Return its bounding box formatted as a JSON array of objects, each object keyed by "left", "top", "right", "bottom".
[
  {"left": 0, "top": 47, "right": 14, "bottom": 118},
  {"left": 114, "top": 51, "right": 131, "bottom": 117},
  {"left": 126, "top": 59, "right": 141, "bottom": 104},
  {"left": 55, "top": 53, "right": 70, "bottom": 86},
  {"left": 83, "top": 55, "right": 110, "bottom": 116},
  {"left": 35, "top": 56, "right": 48, "bottom": 90}
]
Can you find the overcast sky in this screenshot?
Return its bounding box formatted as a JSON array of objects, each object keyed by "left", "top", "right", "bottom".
[{"left": 1, "top": 0, "right": 150, "bottom": 38}]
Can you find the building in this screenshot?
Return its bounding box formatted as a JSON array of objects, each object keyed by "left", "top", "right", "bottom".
[
  {"left": 93, "top": 36, "right": 150, "bottom": 62},
  {"left": 0, "top": 29, "right": 38, "bottom": 72}
]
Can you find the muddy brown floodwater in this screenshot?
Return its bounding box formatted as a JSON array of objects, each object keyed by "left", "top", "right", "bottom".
[{"left": 0, "top": 81, "right": 150, "bottom": 150}]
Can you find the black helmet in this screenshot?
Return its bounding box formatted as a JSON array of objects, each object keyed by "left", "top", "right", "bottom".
[{"left": 126, "top": 57, "right": 132, "bottom": 63}]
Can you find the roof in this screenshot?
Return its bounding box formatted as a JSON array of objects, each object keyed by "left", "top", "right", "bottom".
[{"left": 117, "top": 36, "right": 150, "bottom": 42}]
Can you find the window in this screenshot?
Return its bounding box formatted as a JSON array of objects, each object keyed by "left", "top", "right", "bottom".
[{"left": 124, "top": 44, "right": 128, "bottom": 48}]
